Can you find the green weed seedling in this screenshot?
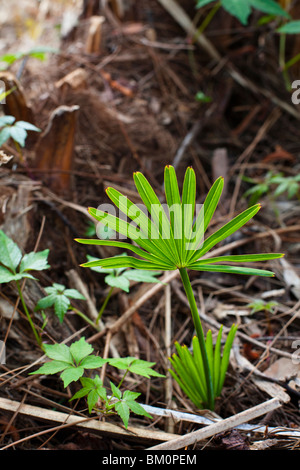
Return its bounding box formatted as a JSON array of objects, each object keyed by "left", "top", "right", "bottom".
[
  {"left": 242, "top": 172, "right": 300, "bottom": 221},
  {"left": 246, "top": 299, "right": 279, "bottom": 314},
  {"left": 0, "top": 115, "right": 40, "bottom": 160},
  {"left": 0, "top": 230, "right": 50, "bottom": 348},
  {"left": 196, "top": 1, "right": 300, "bottom": 90},
  {"left": 34, "top": 282, "right": 100, "bottom": 331},
  {"left": 84, "top": 253, "right": 161, "bottom": 323},
  {"left": 196, "top": 0, "right": 290, "bottom": 27},
  {"left": 75, "top": 165, "right": 283, "bottom": 411},
  {"left": 0, "top": 46, "right": 58, "bottom": 70},
  {"left": 30, "top": 337, "right": 163, "bottom": 429}
]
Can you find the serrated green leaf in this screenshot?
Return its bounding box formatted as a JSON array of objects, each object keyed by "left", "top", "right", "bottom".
[
  {"left": 0, "top": 115, "right": 15, "bottom": 126},
  {"left": 123, "top": 390, "right": 140, "bottom": 401},
  {"left": 60, "top": 366, "right": 84, "bottom": 387},
  {"left": 30, "top": 360, "right": 70, "bottom": 376},
  {"left": 0, "top": 265, "right": 20, "bottom": 284},
  {"left": 80, "top": 355, "right": 107, "bottom": 369},
  {"left": 63, "top": 288, "right": 86, "bottom": 300},
  {"left": 221, "top": 0, "right": 251, "bottom": 25},
  {"left": 15, "top": 121, "right": 41, "bottom": 132},
  {"left": 35, "top": 293, "right": 57, "bottom": 311},
  {"left": 107, "top": 357, "right": 133, "bottom": 369},
  {"left": 0, "top": 230, "right": 22, "bottom": 272},
  {"left": 70, "top": 386, "right": 91, "bottom": 400},
  {"left": 87, "top": 389, "right": 100, "bottom": 413},
  {"left": 110, "top": 381, "right": 122, "bottom": 400},
  {"left": 54, "top": 294, "right": 70, "bottom": 322},
  {"left": 10, "top": 125, "right": 27, "bottom": 147},
  {"left": 114, "top": 400, "right": 130, "bottom": 428},
  {"left": 19, "top": 249, "right": 50, "bottom": 273},
  {"left": 0, "top": 127, "right": 12, "bottom": 146},
  {"left": 125, "top": 399, "right": 152, "bottom": 420},
  {"left": 127, "top": 362, "right": 165, "bottom": 378},
  {"left": 70, "top": 337, "right": 94, "bottom": 364},
  {"left": 122, "top": 269, "right": 161, "bottom": 284},
  {"left": 43, "top": 342, "right": 73, "bottom": 363},
  {"left": 249, "top": 0, "right": 290, "bottom": 19},
  {"left": 104, "top": 273, "right": 130, "bottom": 292}
]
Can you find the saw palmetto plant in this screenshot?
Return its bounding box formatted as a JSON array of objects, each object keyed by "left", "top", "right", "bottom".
[{"left": 76, "top": 165, "right": 283, "bottom": 410}]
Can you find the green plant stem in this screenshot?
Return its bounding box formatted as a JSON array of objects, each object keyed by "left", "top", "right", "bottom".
[
  {"left": 16, "top": 281, "right": 42, "bottom": 349},
  {"left": 96, "top": 286, "right": 114, "bottom": 324},
  {"left": 279, "top": 32, "right": 291, "bottom": 91},
  {"left": 179, "top": 267, "right": 214, "bottom": 410},
  {"left": 194, "top": 1, "right": 221, "bottom": 38},
  {"left": 71, "top": 307, "right": 101, "bottom": 331},
  {"left": 117, "top": 369, "right": 129, "bottom": 390}
]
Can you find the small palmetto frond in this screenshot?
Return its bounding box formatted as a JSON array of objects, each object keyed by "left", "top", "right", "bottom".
[
  {"left": 76, "top": 165, "right": 283, "bottom": 410},
  {"left": 76, "top": 165, "right": 283, "bottom": 275}
]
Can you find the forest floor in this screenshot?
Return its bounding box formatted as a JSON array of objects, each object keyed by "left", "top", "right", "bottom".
[{"left": 0, "top": 0, "right": 300, "bottom": 451}]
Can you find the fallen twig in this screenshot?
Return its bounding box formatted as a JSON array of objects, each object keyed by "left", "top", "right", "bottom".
[
  {"left": 147, "top": 397, "right": 285, "bottom": 450},
  {"left": 0, "top": 397, "right": 177, "bottom": 449}
]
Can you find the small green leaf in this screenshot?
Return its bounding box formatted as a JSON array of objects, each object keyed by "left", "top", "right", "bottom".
[
  {"left": 35, "top": 294, "right": 57, "bottom": 311},
  {"left": 114, "top": 400, "right": 130, "bottom": 428},
  {"left": 60, "top": 366, "right": 84, "bottom": 387},
  {"left": 0, "top": 127, "right": 11, "bottom": 146},
  {"left": 0, "top": 230, "right": 22, "bottom": 272},
  {"left": 9, "top": 125, "right": 27, "bottom": 147},
  {"left": 15, "top": 121, "right": 41, "bottom": 132},
  {"left": 277, "top": 20, "right": 300, "bottom": 34},
  {"left": 104, "top": 273, "right": 130, "bottom": 292},
  {"left": 221, "top": 0, "right": 251, "bottom": 25},
  {"left": 54, "top": 294, "right": 70, "bottom": 323},
  {"left": 19, "top": 249, "right": 50, "bottom": 273},
  {"left": 30, "top": 360, "right": 70, "bottom": 376},
  {"left": 80, "top": 356, "right": 107, "bottom": 369},
  {"left": 125, "top": 398, "right": 152, "bottom": 420},
  {"left": 87, "top": 389, "right": 101, "bottom": 413},
  {"left": 110, "top": 381, "right": 122, "bottom": 400},
  {"left": 63, "top": 289, "right": 85, "bottom": 300},
  {"left": 43, "top": 342, "right": 73, "bottom": 363},
  {"left": 0, "top": 266, "right": 21, "bottom": 284},
  {"left": 107, "top": 357, "right": 164, "bottom": 378},
  {"left": 122, "top": 269, "right": 161, "bottom": 284},
  {"left": 249, "top": 0, "right": 290, "bottom": 19},
  {"left": 69, "top": 337, "right": 94, "bottom": 365},
  {"left": 0, "top": 115, "right": 15, "bottom": 126}
]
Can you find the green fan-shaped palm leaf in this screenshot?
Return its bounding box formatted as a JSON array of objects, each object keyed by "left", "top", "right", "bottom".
[{"left": 76, "top": 165, "right": 283, "bottom": 410}]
